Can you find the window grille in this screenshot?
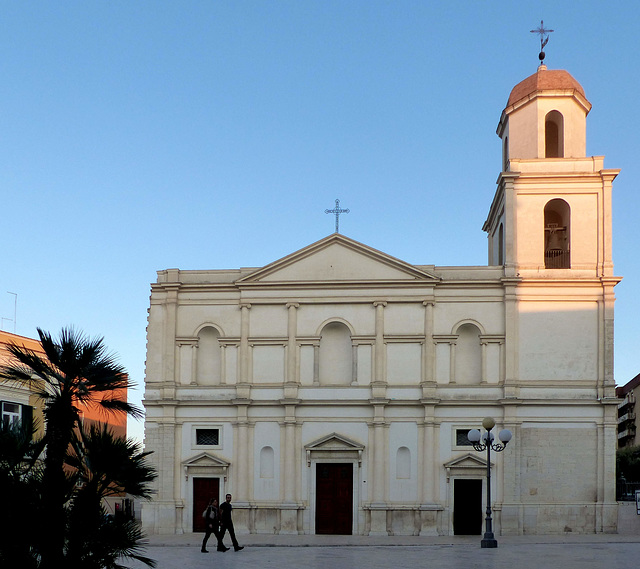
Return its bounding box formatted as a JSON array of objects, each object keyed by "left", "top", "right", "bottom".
[
  {"left": 456, "top": 429, "right": 472, "bottom": 446},
  {"left": 196, "top": 429, "right": 219, "bottom": 446}
]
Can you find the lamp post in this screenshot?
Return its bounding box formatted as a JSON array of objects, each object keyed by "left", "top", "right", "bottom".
[{"left": 467, "top": 417, "right": 512, "bottom": 548}]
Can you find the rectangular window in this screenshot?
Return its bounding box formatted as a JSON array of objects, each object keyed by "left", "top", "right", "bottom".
[
  {"left": 195, "top": 428, "right": 220, "bottom": 446},
  {"left": 455, "top": 429, "right": 473, "bottom": 447},
  {"left": 2, "top": 402, "right": 22, "bottom": 428}
]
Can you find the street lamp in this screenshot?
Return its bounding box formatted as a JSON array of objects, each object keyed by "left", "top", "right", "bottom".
[{"left": 467, "top": 417, "right": 512, "bottom": 548}]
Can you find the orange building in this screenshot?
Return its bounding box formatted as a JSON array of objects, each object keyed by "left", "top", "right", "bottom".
[
  {"left": 0, "top": 330, "right": 46, "bottom": 438},
  {"left": 1, "top": 330, "right": 131, "bottom": 518},
  {"left": 0, "top": 330, "right": 127, "bottom": 439},
  {"left": 77, "top": 384, "right": 128, "bottom": 439}
]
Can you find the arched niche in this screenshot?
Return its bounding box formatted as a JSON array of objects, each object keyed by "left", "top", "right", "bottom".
[
  {"left": 396, "top": 446, "right": 411, "bottom": 479},
  {"left": 260, "top": 446, "right": 274, "bottom": 479},
  {"left": 196, "top": 325, "right": 222, "bottom": 385},
  {"left": 318, "top": 321, "right": 353, "bottom": 386},
  {"left": 454, "top": 323, "right": 482, "bottom": 385}
]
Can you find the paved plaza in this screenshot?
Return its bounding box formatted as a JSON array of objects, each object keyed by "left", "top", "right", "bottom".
[{"left": 123, "top": 533, "right": 640, "bottom": 569}]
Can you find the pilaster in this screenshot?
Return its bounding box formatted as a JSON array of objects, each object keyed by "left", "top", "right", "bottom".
[
  {"left": 372, "top": 301, "right": 387, "bottom": 399},
  {"left": 280, "top": 401, "right": 300, "bottom": 534},
  {"left": 502, "top": 277, "right": 521, "bottom": 399},
  {"left": 421, "top": 300, "right": 436, "bottom": 398},
  {"left": 368, "top": 401, "right": 389, "bottom": 535},
  {"left": 237, "top": 303, "right": 252, "bottom": 400},
  {"left": 162, "top": 282, "right": 180, "bottom": 398},
  {"left": 285, "top": 303, "right": 300, "bottom": 399}
]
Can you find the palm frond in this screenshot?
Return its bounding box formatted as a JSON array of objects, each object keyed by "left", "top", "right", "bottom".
[
  {"left": 71, "top": 424, "right": 156, "bottom": 500},
  {"left": 99, "top": 397, "right": 145, "bottom": 420},
  {"left": 0, "top": 419, "right": 44, "bottom": 476},
  {"left": 0, "top": 342, "right": 61, "bottom": 398}
]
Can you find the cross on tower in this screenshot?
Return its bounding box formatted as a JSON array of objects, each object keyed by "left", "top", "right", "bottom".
[
  {"left": 325, "top": 199, "right": 350, "bottom": 233},
  {"left": 530, "top": 20, "right": 554, "bottom": 63}
]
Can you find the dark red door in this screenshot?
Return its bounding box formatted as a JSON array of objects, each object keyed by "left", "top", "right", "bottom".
[
  {"left": 453, "top": 478, "right": 482, "bottom": 535},
  {"left": 316, "top": 463, "right": 353, "bottom": 534},
  {"left": 193, "top": 478, "right": 220, "bottom": 532}
]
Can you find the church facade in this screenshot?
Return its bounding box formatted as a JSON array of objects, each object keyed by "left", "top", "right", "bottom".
[{"left": 142, "top": 65, "right": 620, "bottom": 536}]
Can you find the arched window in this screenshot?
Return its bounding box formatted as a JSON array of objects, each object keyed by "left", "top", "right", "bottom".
[
  {"left": 544, "top": 199, "right": 571, "bottom": 269},
  {"left": 454, "top": 323, "right": 482, "bottom": 384},
  {"left": 260, "top": 446, "right": 274, "bottom": 479},
  {"left": 545, "top": 111, "right": 564, "bottom": 158},
  {"left": 498, "top": 223, "right": 505, "bottom": 266},
  {"left": 318, "top": 321, "right": 352, "bottom": 385},
  {"left": 396, "top": 447, "right": 411, "bottom": 479},
  {"left": 502, "top": 136, "right": 509, "bottom": 171},
  {"left": 196, "top": 326, "right": 221, "bottom": 385}
]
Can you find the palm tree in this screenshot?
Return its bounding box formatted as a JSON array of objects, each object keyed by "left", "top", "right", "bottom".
[
  {"left": 0, "top": 327, "right": 145, "bottom": 569},
  {"left": 0, "top": 420, "right": 44, "bottom": 568},
  {"left": 65, "top": 425, "right": 157, "bottom": 568}
]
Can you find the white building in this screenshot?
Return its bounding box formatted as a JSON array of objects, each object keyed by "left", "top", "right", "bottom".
[{"left": 142, "top": 64, "right": 620, "bottom": 536}]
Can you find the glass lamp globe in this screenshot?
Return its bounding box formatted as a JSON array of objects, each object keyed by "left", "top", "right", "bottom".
[
  {"left": 482, "top": 417, "right": 496, "bottom": 430},
  {"left": 498, "top": 429, "right": 512, "bottom": 443},
  {"left": 467, "top": 429, "right": 481, "bottom": 443},
  {"left": 482, "top": 431, "right": 495, "bottom": 443}
]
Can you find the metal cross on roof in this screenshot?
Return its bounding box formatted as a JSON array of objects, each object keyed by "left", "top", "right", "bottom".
[
  {"left": 530, "top": 20, "right": 554, "bottom": 63},
  {"left": 325, "top": 199, "right": 350, "bottom": 233}
]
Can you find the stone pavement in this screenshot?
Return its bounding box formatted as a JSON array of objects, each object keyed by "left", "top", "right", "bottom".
[{"left": 123, "top": 532, "right": 640, "bottom": 569}]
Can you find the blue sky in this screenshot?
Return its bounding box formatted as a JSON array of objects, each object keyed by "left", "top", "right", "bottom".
[{"left": 1, "top": 1, "right": 638, "bottom": 444}]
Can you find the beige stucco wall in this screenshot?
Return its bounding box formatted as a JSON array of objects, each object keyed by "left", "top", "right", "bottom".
[{"left": 142, "top": 235, "right": 617, "bottom": 537}]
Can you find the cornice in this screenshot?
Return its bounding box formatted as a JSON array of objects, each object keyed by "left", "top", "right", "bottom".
[{"left": 235, "top": 279, "right": 440, "bottom": 290}]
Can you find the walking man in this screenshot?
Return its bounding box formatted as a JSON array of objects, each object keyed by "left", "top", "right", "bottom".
[{"left": 219, "top": 494, "right": 244, "bottom": 551}]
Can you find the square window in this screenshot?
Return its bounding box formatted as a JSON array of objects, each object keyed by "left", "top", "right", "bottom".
[
  {"left": 196, "top": 428, "right": 219, "bottom": 446},
  {"left": 455, "top": 429, "right": 473, "bottom": 447}
]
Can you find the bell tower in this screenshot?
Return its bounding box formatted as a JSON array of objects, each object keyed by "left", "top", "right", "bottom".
[
  {"left": 483, "top": 63, "right": 622, "bottom": 536},
  {"left": 484, "top": 64, "right": 619, "bottom": 278}
]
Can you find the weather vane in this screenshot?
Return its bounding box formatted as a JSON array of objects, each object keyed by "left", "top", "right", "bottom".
[
  {"left": 530, "top": 20, "right": 554, "bottom": 64},
  {"left": 325, "top": 198, "right": 349, "bottom": 233}
]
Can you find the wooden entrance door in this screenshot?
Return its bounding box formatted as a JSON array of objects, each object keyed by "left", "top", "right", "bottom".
[
  {"left": 453, "top": 478, "right": 482, "bottom": 535},
  {"left": 315, "top": 463, "right": 353, "bottom": 535},
  {"left": 193, "top": 478, "right": 220, "bottom": 532}
]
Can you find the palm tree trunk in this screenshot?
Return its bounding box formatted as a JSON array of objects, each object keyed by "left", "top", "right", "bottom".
[{"left": 39, "top": 401, "right": 76, "bottom": 569}]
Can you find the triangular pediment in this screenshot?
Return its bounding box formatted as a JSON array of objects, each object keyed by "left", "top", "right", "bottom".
[
  {"left": 305, "top": 432, "right": 365, "bottom": 452},
  {"left": 237, "top": 234, "right": 439, "bottom": 284},
  {"left": 444, "top": 453, "right": 490, "bottom": 469},
  {"left": 183, "top": 452, "right": 230, "bottom": 469}
]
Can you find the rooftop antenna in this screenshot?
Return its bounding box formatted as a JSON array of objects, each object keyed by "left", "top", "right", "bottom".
[
  {"left": 530, "top": 20, "right": 554, "bottom": 65},
  {"left": 7, "top": 291, "right": 17, "bottom": 333}
]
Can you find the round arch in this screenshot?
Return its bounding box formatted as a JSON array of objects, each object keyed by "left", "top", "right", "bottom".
[
  {"left": 451, "top": 319, "right": 486, "bottom": 336},
  {"left": 193, "top": 322, "right": 225, "bottom": 337},
  {"left": 315, "top": 317, "right": 356, "bottom": 337}
]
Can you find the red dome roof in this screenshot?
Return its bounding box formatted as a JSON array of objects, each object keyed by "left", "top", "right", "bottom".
[{"left": 507, "top": 67, "right": 586, "bottom": 108}]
